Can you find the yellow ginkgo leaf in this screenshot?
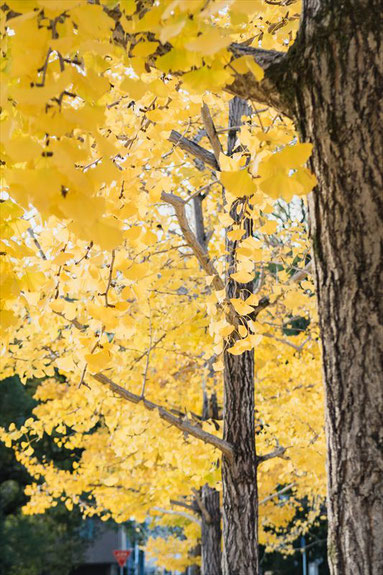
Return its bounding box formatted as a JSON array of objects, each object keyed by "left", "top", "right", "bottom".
[
  {"left": 230, "top": 298, "right": 254, "bottom": 315},
  {"left": 220, "top": 169, "right": 257, "bottom": 197},
  {"left": 259, "top": 220, "right": 278, "bottom": 235},
  {"left": 293, "top": 167, "right": 317, "bottom": 194},
  {"left": 260, "top": 172, "right": 304, "bottom": 199},
  {"left": 230, "top": 55, "right": 264, "bottom": 81},
  {"left": 260, "top": 143, "right": 313, "bottom": 175},
  {"left": 230, "top": 270, "right": 254, "bottom": 283},
  {"left": 123, "top": 262, "right": 148, "bottom": 281},
  {"left": 185, "top": 29, "right": 231, "bottom": 56},
  {"left": 120, "top": 78, "right": 148, "bottom": 100},
  {"left": 227, "top": 228, "right": 246, "bottom": 241},
  {"left": 85, "top": 349, "right": 111, "bottom": 371},
  {"left": 227, "top": 338, "right": 253, "bottom": 355}
]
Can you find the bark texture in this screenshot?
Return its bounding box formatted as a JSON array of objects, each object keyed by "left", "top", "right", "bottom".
[
  {"left": 221, "top": 97, "right": 259, "bottom": 574},
  {"left": 200, "top": 394, "right": 222, "bottom": 575},
  {"left": 290, "top": 2, "right": 383, "bottom": 573},
  {"left": 201, "top": 485, "right": 222, "bottom": 575}
]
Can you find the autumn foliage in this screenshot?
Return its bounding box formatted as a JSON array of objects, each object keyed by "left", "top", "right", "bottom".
[{"left": 0, "top": 1, "right": 326, "bottom": 571}]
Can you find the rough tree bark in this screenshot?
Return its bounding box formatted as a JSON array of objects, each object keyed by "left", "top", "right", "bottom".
[
  {"left": 292, "top": 3, "right": 383, "bottom": 572},
  {"left": 201, "top": 484, "right": 222, "bottom": 575},
  {"left": 226, "top": 2, "right": 383, "bottom": 573},
  {"left": 221, "top": 97, "right": 259, "bottom": 574}
]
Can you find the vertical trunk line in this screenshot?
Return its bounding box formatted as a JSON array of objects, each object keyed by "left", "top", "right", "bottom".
[
  {"left": 221, "top": 97, "right": 259, "bottom": 574},
  {"left": 200, "top": 392, "right": 222, "bottom": 575}
]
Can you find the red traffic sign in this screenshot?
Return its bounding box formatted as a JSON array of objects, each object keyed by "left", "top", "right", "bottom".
[{"left": 113, "top": 550, "right": 131, "bottom": 567}]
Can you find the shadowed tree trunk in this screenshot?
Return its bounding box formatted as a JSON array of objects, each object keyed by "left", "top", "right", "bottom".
[{"left": 293, "top": 3, "right": 383, "bottom": 572}]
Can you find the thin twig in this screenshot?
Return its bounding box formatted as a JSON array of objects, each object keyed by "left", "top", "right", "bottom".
[
  {"left": 100, "top": 250, "right": 115, "bottom": 307},
  {"left": 27, "top": 228, "right": 47, "bottom": 260},
  {"left": 259, "top": 483, "right": 296, "bottom": 505},
  {"left": 262, "top": 333, "right": 311, "bottom": 352},
  {"left": 257, "top": 444, "right": 288, "bottom": 465}
]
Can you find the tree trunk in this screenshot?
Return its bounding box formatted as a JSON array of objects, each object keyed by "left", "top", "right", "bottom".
[
  {"left": 201, "top": 485, "right": 222, "bottom": 575},
  {"left": 221, "top": 97, "right": 259, "bottom": 574},
  {"left": 292, "top": 3, "right": 383, "bottom": 573},
  {"left": 222, "top": 347, "right": 258, "bottom": 574},
  {"left": 199, "top": 393, "right": 222, "bottom": 575}
]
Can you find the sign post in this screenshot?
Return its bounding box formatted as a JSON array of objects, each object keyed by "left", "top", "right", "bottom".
[{"left": 113, "top": 549, "right": 131, "bottom": 575}]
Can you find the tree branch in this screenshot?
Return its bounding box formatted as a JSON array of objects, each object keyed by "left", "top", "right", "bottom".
[
  {"left": 291, "top": 260, "right": 313, "bottom": 282},
  {"left": 169, "top": 130, "right": 219, "bottom": 171},
  {"left": 92, "top": 372, "right": 234, "bottom": 462},
  {"left": 161, "top": 191, "right": 238, "bottom": 326},
  {"left": 161, "top": 192, "right": 224, "bottom": 293},
  {"left": 170, "top": 498, "right": 198, "bottom": 513},
  {"left": 257, "top": 445, "right": 287, "bottom": 465},
  {"left": 27, "top": 227, "right": 47, "bottom": 260},
  {"left": 201, "top": 103, "right": 222, "bottom": 164},
  {"left": 259, "top": 482, "right": 296, "bottom": 505},
  {"left": 226, "top": 44, "right": 291, "bottom": 116},
  {"left": 192, "top": 487, "right": 213, "bottom": 525}
]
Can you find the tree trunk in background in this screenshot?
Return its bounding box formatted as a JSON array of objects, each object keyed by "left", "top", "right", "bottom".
[
  {"left": 292, "top": 2, "right": 383, "bottom": 572},
  {"left": 201, "top": 485, "right": 222, "bottom": 575},
  {"left": 200, "top": 392, "right": 222, "bottom": 575},
  {"left": 221, "top": 98, "right": 259, "bottom": 574}
]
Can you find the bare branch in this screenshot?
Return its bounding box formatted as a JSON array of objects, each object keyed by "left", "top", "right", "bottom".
[
  {"left": 168, "top": 130, "right": 219, "bottom": 171},
  {"left": 193, "top": 194, "right": 206, "bottom": 250},
  {"left": 170, "top": 499, "right": 198, "bottom": 513},
  {"left": 161, "top": 191, "right": 238, "bottom": 326},
  {"left": 161, "top": 192, "right": 225, "bottom": 293},
  {"left": 192, "top": 487, "right": 213, "bottom": 525},
  {"left": 52, "top": 310, "right": 87, "bottom": 331},
  {"left": 100, "top": 250, "right": 115, "bottom": 307},
  {"left": 201, "top": 103, "right": 223, "bottom": 164},
  {"left": 261, "top": 333, "right": 311, "bottom": 352},
  {"left": 27, "top": 228, "right": 47, "bottom": 260},
  {"left": 260, "top": 482, "right": 296, "bottom": 505},
  {"left": 257, "top": 444, "right": 287, "bottom": 465},
  {"left": 92, "top": 372, "right": 234, "bottom": 461},
  {"left": 290, "top": 260, "right": 313, "bottom": 283}
]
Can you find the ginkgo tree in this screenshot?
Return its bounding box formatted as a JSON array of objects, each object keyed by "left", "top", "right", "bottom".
[
  {"left": 1, "top": 1, "right": 381, "bottom": 574},
  {"left": 1, "top": 94, "right": 324, "bottom": 573}
]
